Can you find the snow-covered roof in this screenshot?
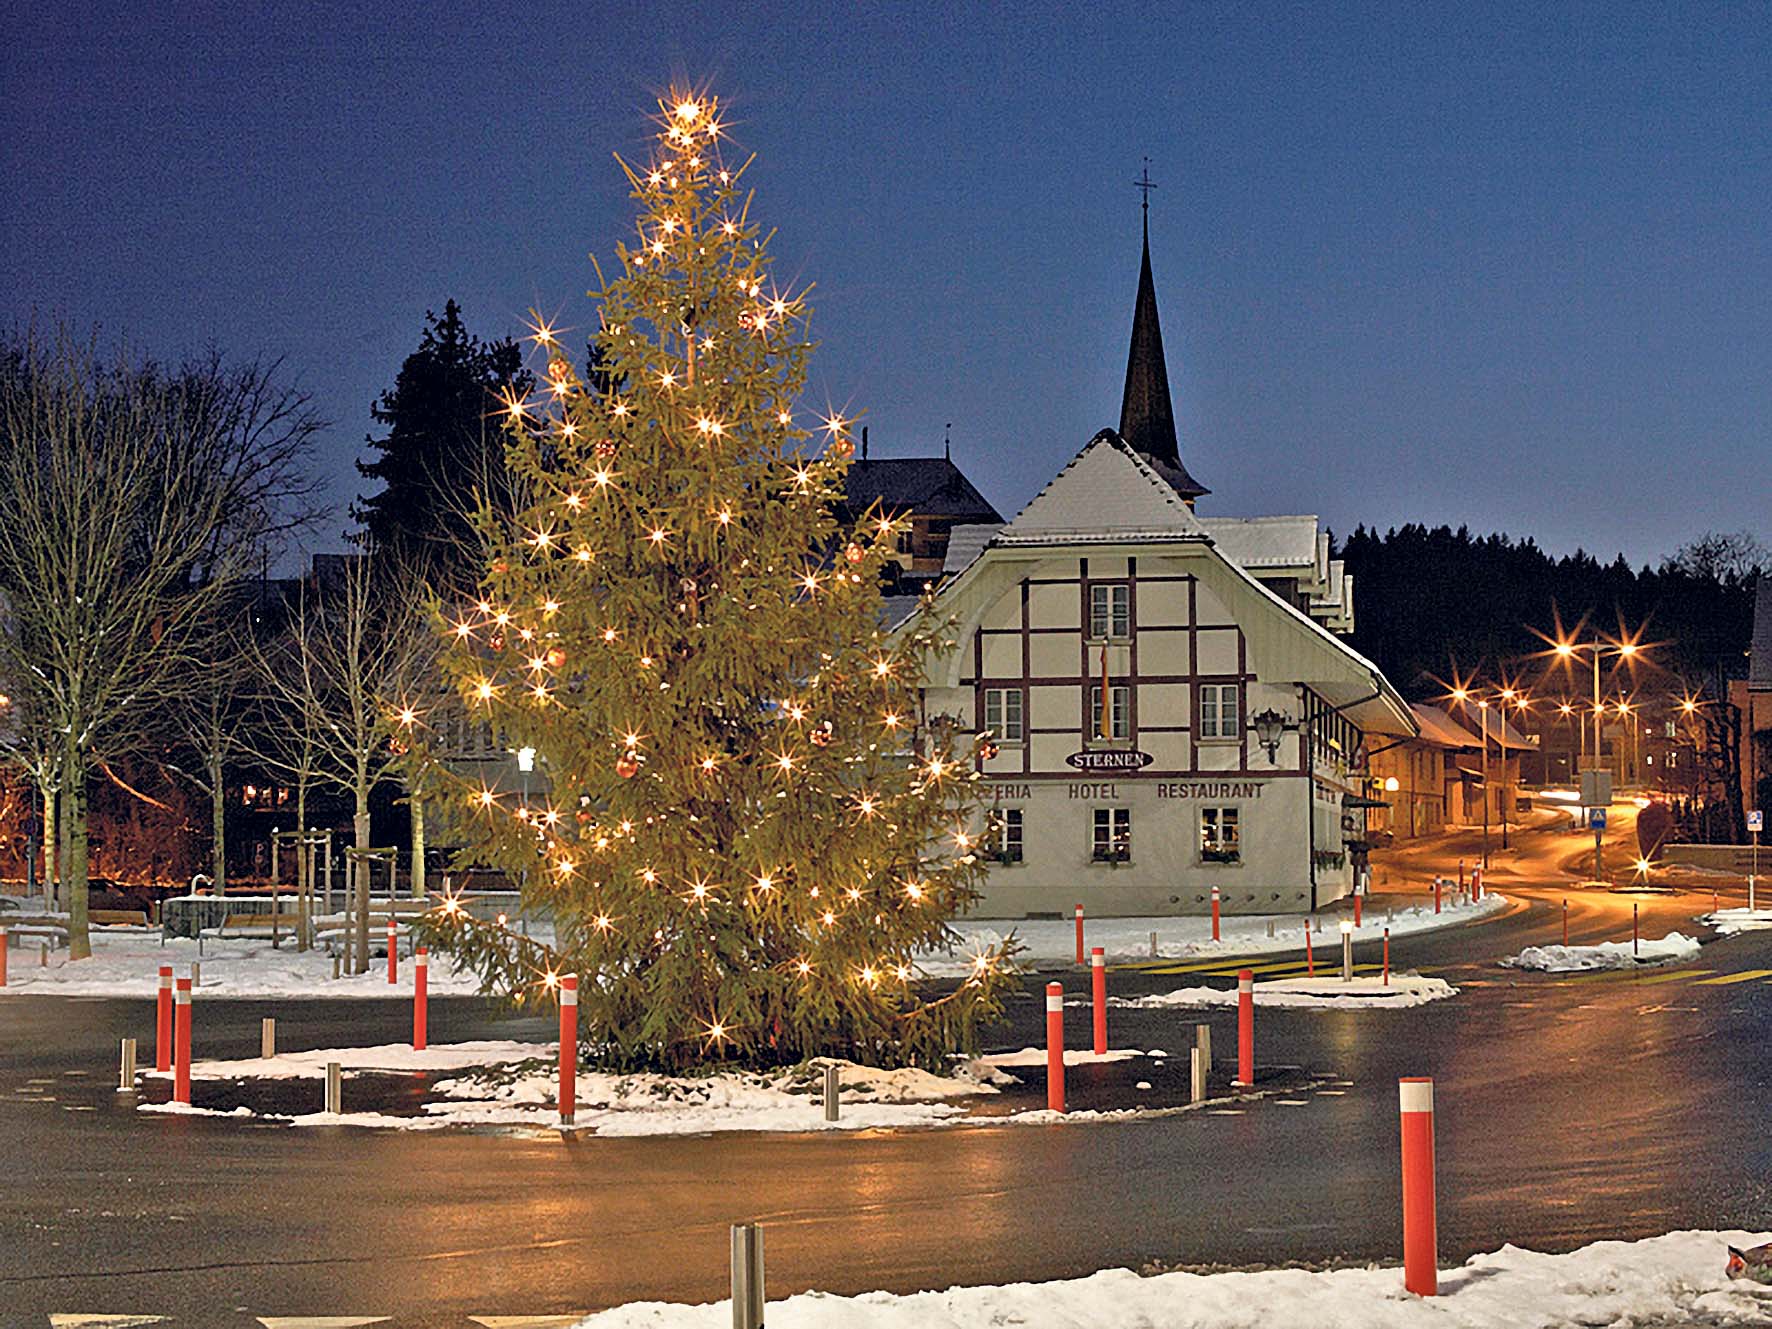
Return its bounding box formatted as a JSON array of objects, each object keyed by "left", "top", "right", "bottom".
[
  {"left": 993, "top": 430, "right": 1208, "bottom": 546},
  {"left": 1410, "top": 703, "right": 1482, "bottom": 749},
  {"left": 1196, "top": 515, "right": 1321, "bottom": 570},
  {"left": 942, "top": 523, "right": 1004, "bottom": 578}
]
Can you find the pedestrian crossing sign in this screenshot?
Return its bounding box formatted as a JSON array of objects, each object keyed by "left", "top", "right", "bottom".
[{"left": 1589, "top": 807, "right": 1608, "bottom": 830}]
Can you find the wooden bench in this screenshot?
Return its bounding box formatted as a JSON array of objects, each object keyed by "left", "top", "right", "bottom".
[
  {"left": 90, "top": 909, "right": 150, "bottom": 929},
  {"left": 197, "top": 912, "right": 307, "bottom": 952}
]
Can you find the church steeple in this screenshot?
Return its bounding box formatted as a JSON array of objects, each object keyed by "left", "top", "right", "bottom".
[{"left": 1118, "top": 176, "right": 1208, "bottom": 504}]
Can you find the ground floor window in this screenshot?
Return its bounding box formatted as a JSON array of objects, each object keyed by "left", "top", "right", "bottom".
[
  {"left": 991, "top": 808, "right": 1024, "bottom": 863},
  {"left": 1200, "top": 806, "right": 1241, "bottom": 863},
  {"left": 1092, "top": 807, "right": 1131, "bottom": 862}
]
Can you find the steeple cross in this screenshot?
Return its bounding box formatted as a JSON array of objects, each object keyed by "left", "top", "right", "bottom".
[{"left": 1134, "top": 158, "right": 1156, "bottom": 218}]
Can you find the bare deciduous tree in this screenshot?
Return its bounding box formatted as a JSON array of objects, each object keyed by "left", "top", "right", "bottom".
[{"left": 0, "top": 327, "right": 323, "bottom": 957}]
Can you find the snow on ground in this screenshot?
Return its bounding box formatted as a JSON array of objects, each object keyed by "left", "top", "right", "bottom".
[
  {"left": 1111, "top": 974, "right": 1457, "bottom": 1011},
  {"left": 1703, "top": 908, "right": 1772, "bottom": 937},
  {"left": 143, "top": 1040, "right": 543, "bottom": 1081},
  {"left": 0, "top": 931, "right": 487, "bottom": 999},
  {"left": 1503, "top": 932, "right": 1701, "bottom": 972},
  {"left": 921, "top": 893, "right": 1505, "bottom": 974},
  {"left": 570, "top": 1229, "right": 1772, "bottom": 1328},
  {"left": 137, "top": 1051, "right": 1007, "bottom": 1136},
  {"left": 978, "top": 1047, "right": 1143, "bottom": 1068}
]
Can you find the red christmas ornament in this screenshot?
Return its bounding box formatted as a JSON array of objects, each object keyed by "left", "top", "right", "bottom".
[
  {"left": 828, "top": 436, "right": 854, "bottom": 460},
  {"left": 809, "top": 721, "right": 833, "bottom": 748},
  {"left": 844, "top": 542, "right": 865, "bottom": 565},
  {"left": 980, "top": 741, "right": 1000, "bottom": 761},
  {"left": 548, "top": 356, "right": 572, "bottom": 383},
  {"left": 594, "top": 439, "right": 619, "bottom": 459},
  {"left": 492, "top": 558, "right": 510, "bottom": 574},
  {"left": 488, "top": 634, "right": 505, "bottom": 652},
  {"left": 614, "top": 751, "right": 641, "bottom": 780},
  {"left": 546, "top": 647, "right": 567, "bottom": 669}
]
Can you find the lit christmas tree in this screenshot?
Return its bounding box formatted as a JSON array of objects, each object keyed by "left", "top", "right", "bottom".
[{"left": 410, "top": 91, "right": 1015, "bottom": 1072}]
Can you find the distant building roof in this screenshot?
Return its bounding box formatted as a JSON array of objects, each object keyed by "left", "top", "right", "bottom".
[
  {"left": 842, "top": 458, "right": 1003, "bottom": 524},
  {"left": 1444, "top": 699, "right": 1535, "bottom": 750},
  {"left": 1750, "top": 577, "right": 1772, "bottom": 691},
  {"left": 1410, "top": 702, "right": 1482, "bottom": 749},
  {"left": 1198, "top": 515, "right": 1323, "bottom": 569},
  {"left": 942, "top": 523, "right": 1004, "bottom": 578}
]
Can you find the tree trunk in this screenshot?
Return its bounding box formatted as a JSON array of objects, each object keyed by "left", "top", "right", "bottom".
[
  {"left": 409, "top": 791, "right": 426, "bottom": 899},
  {"left": 353, "top": 799, "right": 370, "bottom": 975},
  {"left": 295, "top": 783, "right": 310, "bottom": 952},
  {"left": 65, "top": 753, "right": 90, "bottom": 961},
  {"left": 209, "top": 753, "right": 227, "bottom": 896},
  {"left": 43, "top": 786, "right": 57, "bottom": 909},
  {"left": 58, "top": 785, "right": 72, "bottom": 918}
]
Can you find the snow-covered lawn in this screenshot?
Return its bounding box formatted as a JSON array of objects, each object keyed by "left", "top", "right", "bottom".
[
  {"left": 1503, "top": 933, "right": 1701, "bottom": 972},
  {"left": 925, "top": 893, "right": 1504, "bottom": 974},
  {"left": 137, "top": 1050, "right": 1008, "bottom": 1135},
  {"left": 1703, "top": 908, "right": 1772, "bottom": 937},
  {"left": 0, "top": 931, "right": 486, "bottom": 999},
  {"left": 1111, "top": 974, "right": 1456, "bottom": 1010},
  {"left": 570, "top": 1229, "right": 1772, "bottom": 1328}
]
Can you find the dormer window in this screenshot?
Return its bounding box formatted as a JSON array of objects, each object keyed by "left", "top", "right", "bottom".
[{"left": 1088, "top": 583, "right": 1130, "bottom": 639}]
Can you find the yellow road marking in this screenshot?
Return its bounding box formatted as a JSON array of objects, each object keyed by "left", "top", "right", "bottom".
[
  {"left": 1633, "top": 969, "right": 1713, "bottom": 985},
  {"left": 1693, "top": 968, "right": 1772, "bottom": 986}
]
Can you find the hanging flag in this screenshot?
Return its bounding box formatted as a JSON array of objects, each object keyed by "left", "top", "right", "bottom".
[{"left": 1098, "top": 642, "right": 1111, "bottom": 740}]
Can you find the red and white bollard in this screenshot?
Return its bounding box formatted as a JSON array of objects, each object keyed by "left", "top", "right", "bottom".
[
  {"left": 1210, "top": 886, "right": 1221, "bottom": 943},
  {"left": 1472, "top": 868, "right": 1482, "bottom": 902},
  {"left": 558, "top": 974, "right": 578, "bottom": 1125},
  {"left": 1633, "top": 902, "right": 1639, "bottom": 958},
  {"left": 1073, "top": 903, "right": 1085, "bottom": 966},
  {"left": 1399, "top": 1076, "right": 1438, "bottom": 1296},
  {"left": 156, "top": 964, "right": 173, "bottom": 1072},
  {"left": 1090, "top": 947, "right": 1107, "bottom": 1056},
  {"left": 1562, "top": 898, "right": 1569, "bottom": 947},
  {"left": 1383, "top": 927, "right": 1391, "bottom": 986},
  {"left": 1235, "top": 969, "right": 1254, "bottom": 1086},
  {"left": 1045, "top": 981, "right": 1065, "bottom": 1113},
  {"left": 386, "top": 918, "right": 398, "bottom": 985},
  {"left": 0, "top": 926, "right": 8, "bottom": 988},
  {"left": 1305, "top": 924, "right": 1315, "bottom": 977},
  {"left": 1354, "top": 891, "right": 1363, "bottom": 928},
  {"left": 173, "top": 977, "right": 193, "bottom": 1105},
  {"left": 412, "top": 947, "right": 428, "bottom": 1051},
  {"left": 1458, "top": 858, "right": 1465, "bottom": 898}
]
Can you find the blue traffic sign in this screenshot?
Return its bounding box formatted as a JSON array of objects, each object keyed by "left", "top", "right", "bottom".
[{"left": 1588, "top": 807, "right": 1608, "bottom": 830}]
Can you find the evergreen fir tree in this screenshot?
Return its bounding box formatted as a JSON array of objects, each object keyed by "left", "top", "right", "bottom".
[
  {"left": 355, "top": 301, "right": 533, "bottom": 586},
  {"left": 410, "top": 93, "right": 1015, "bottom": 1072}
]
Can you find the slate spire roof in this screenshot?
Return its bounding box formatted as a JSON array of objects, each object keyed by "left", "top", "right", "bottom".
[{"left": 1118, "top": 212, "right": 1209, "bottom": 503}]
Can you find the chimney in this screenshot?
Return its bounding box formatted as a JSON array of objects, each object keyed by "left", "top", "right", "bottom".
[{"left": 861, "top": 425, "right": 869, "bottom": 460}]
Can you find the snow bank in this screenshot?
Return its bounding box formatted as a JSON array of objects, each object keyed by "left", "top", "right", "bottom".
[
  {"left": 1503, "top": 933, "right": 1701, "bottom": 972},
  {"left": 1112, "top": 975, "right": 1456, "bottom": 1011},
  {"left": 1703, "top": 908, "right": 1772, "bottom": 937},
  {"left": 922, "top": 893, "right": 1505, "bottom": 974},
  {"left": 0, "top": 932, "right": 489, "bottom": 999},
  {"left": 136, "top": 1052, "right": 1004, "bottom": 1136},
  {"left": 570, "top": 1229, "right": 1772, "bottom": 1328},
  {"left": 979, "top": 1047, "right": 1143, "bottom": 1068}
]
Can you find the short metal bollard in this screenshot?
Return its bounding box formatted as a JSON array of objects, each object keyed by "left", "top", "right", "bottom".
[
  {"left": 1195, "top": 1021, "right": 1211, "bottom": 1069},
  {"left": 823, "top": 1062, "right": 840, "bottom": 1122},
  {"left": 1191, "top": 1045, "right": 1207, "bottom": 1104},
  {"left": 1149, "top": 930, "right": 1158, "bottom": 959},
  {"left": 40, "top": 942, "right": 48, "bottom": 967},
  {"left": 731, "top": 1221, "right": 766, "bottom": 1329},
  {"left": 1266, "top": 920, "right": 1276, "bottom": 939},
  {"left": 190, "top": 961, "right": 201, "bottom": 988},
  {"left": 324, "top": 1061, "right": 342, "bottom": 1115},
  {"left": 118, "top": 1037, "right": 136, "bottom": 1092},
  {"left": 261, "top": 1017, "right": 276, "bottom": 1060},
  {"left": 332, "top": 954, "right": 341, "bottom": 980}
]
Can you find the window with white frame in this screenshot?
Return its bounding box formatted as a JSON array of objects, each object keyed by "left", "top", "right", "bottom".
[
  {"left": 991, "top": 808, "right": 1024, "bottom": 863},
  {"left": 1198, "top": 683, "right": 1241, "bottom": 741},
  {"left": 1088, "top": 583, "right": 1130, "bottom": 639},
  {"left": 1200, "top": 806, "right": 1241, "bottom": 863},
  {"left": 1092, "top": 807, "right": 1131, "bottom": 862},
  {"left": 1089, "top": 684, "right": 1132, "bottom": 740},
  {"left": 983, "top": 687, "right": 1024, "bottom": 742}
]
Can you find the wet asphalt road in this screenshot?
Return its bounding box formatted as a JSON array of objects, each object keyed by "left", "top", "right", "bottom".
[{"left": 3, "top": 816, "right": 1770, "bottom": 1320}]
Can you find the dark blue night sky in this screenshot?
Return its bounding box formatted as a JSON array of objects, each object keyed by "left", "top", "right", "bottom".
[{"left": 4, "top": 3, "right": 1766, "bottom": 562}]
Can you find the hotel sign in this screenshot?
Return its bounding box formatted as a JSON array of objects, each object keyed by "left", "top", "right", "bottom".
[{"left": 1066, "top": 749, "right": 1154, "bottom": 772}]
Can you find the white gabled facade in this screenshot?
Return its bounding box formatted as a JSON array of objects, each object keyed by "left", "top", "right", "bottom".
[{"left": 909, "top": 432, "right": 1414, "bottom": 918}]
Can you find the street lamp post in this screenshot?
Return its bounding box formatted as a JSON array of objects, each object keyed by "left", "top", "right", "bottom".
[{"left": 1555, "top": 637, "right": 1641, "bottom": 885}]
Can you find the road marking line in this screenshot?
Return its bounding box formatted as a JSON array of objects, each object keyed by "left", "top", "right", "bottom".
[
  {"left": 256, "top": 1319, "right": 391, "bottom": 1327},
  {"left": 470, "top": 1318, "right": 590, "bottom": 1327},
  {"left": 49, "top": 1318, "right": 170, "bottom": 1327},
  {"left": 1126, "top": 957, "right": 1264, "bottom": 975},
  {"left": 1694, "top": 968, "right": 1772, "bottom": 985},
  {"left": 1634, "top": 969, "right": 1714, "bottom": 985}
]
